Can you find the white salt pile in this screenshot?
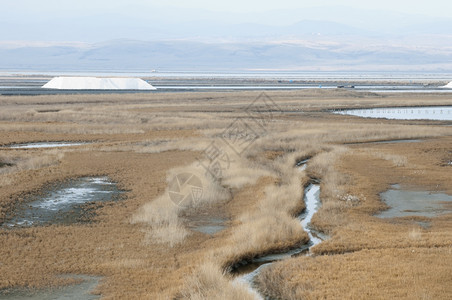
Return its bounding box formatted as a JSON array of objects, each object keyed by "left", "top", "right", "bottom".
[
  {"left": 441, "top": 81, "right": 452, "bottom": 88},
  {"left": 42, "top": 77, "right": 156, "bottom": 90}
]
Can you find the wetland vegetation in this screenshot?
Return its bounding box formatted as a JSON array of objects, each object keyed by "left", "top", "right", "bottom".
[{"left": 0, "top": 89, "right": 451, "bottom": 299}]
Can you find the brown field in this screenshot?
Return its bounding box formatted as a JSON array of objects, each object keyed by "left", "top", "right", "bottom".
[{"left": 0, "top": 90, "right": 451, "bottom": 299}]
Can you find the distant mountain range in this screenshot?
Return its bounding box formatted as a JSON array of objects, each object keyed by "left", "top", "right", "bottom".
[
  {"left": 1, "top": 5, "right": 452, "bottom": 72},
  {"left": 1, "top": 37, "right": 451, "bottom": 72}
]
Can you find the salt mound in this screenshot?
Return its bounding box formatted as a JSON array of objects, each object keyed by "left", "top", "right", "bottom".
[
  {"left": 42, "top": 77, "right": 156, "bottom": 90},
  {"left": 441, "top": 81, "right": 452, "bottom": 88}
]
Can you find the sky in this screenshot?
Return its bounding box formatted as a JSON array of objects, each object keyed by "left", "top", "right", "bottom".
[
  {"left": 2, "top": 0, "right": 452, "bottom": 17},
  {"left": 161, "top": 0, "right": 452, "bottom": 16},
  {"left": 1, "top": 0, "right": 451, "bottom": 72},
  {"left": 1, "top": 0, "right": 452, "bottom": 42}
]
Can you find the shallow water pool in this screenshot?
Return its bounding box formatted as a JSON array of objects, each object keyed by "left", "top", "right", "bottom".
[
  {"left": 377, "top": 188, "right": 452, "bottom": 218},
  {"left": 5, "top": 142, "right": 87, "bottom": 149},
  {"left": 334, "top": 106, "right": 452, "bottom": 121},
  {"left": 0, "top": 275, "right": 101, "bottom": 300},
  {"left": 3, "top": 177, "right": 122, "bottom": 228}
]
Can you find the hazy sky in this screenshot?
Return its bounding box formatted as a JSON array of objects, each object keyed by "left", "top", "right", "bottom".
[
  {"left": 3, "top": 0, "right": 452, "bottom": 17},
  {"left": 1, "top": 0, "right": 452, "bottom": 42},
  {"left": 162, "top": 0, "right": 452, "bottom": 16}
]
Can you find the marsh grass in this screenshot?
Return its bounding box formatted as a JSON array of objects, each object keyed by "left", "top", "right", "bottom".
[
  {"left": 1, "top": 90, "right": 451, "bottom": 298},
  {"left": 0, "top": 150, "right": 64, "bottom": 179},
  {"left": 365, "top": 149, "right": 408, "bottom": 166},
  {"left": 254, "top": 135, "right": 452, "bottom": 299},
  {"left": 127, "top": 91, "right": 450, "bottom": 296},
  {"left": 179, "top": 263, "right": 255, "bottom": 300},
  {"left": 302, "top": 146, "right": 362, "bottom": 235},
  {"left": 409, "top": 227, "right": 422, "bottom": 240},
  {"left": 255, "top": 247, "right": 452, "bottom": 300},
  {"left": 0, "top": 174, "right": 12, "bottom": 187},
  {"left": 203, "top": 153, "right": 311, "bottom": 271},
  {"left": 131, "top": 162, "right": 231, "bottom": 246},
  {"left": 144, "top": 223, "right": 191, "bottom": 248}
]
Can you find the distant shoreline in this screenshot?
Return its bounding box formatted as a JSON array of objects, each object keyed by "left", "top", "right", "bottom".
[{"left": 1, "top": 70, "right": 452, "bottom": 82}]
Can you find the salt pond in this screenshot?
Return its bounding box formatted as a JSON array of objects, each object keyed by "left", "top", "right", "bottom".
[
  {"left": 334, "top": 106, "right": 452, "bottom": 121},
  {"left": 3, "top": 177, "right": 122, "bottom": 228}
]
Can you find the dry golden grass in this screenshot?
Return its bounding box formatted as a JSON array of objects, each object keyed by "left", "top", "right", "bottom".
[
  {"left": 0, "top": 150, "right": 64, "bottom": 173},
  {"left": 131, "top": 162, "right": 231, "bottom": 246},
  {"left": 205, "top": 147, "right": 314, "bottom": 270},
  {"left": 255, "top": 137, "right": 452, "bottom": 299},
  {"left": 178, "top": 263, "right": 255, "bottom": 300},
  {"left": 0, "top": 150, "right": 65, "bottom": 191},
  {"left": 0, "top": 89, "right": 450, "bottom": 298},
  {"left": 365, "top": 149, "right": 408, "bottom": 166},
  {"left": 256, "top": 247, "right": 452, "bottom": 299}
]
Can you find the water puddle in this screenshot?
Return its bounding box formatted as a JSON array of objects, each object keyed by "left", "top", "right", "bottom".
[
  {"left": 0, "top": 161, "right": 14, "bottom": 168},
  {"left": 0, "top": 275, "right": 101, "bottom": 300},
  {"left": 333, "top": 106, "right": 452, "bottom": 121},
  {"left": 234, "top": 264, "right": 270, "bottom": 300},
  {"left": 2, "top": 177, "right": 122, "bottom": 228},
  {"left": 415, "top": 221, "right": 431, "bottom": 229},
  {"left": 4, "top": 142, "right": 88, "bottom": 149},
  {"left": 233, "top": 183, "right": 323, "bottom": 298},
  {"left": 189, "top": 217, "right": 226, "bottom": 235},
  {"left": 296, "top": 158, "right": 310, "bottom": 171},
  {"left": 377, "top": 188, "right": 452, "bottom": 219}
]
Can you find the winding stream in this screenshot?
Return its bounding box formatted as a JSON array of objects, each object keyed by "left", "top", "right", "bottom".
[
  {"left": 300, "top": 184, "right": 322, "bottom": 249},
  {"left": 234, "top": 160, "right": 324, "bottom": 299}
]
